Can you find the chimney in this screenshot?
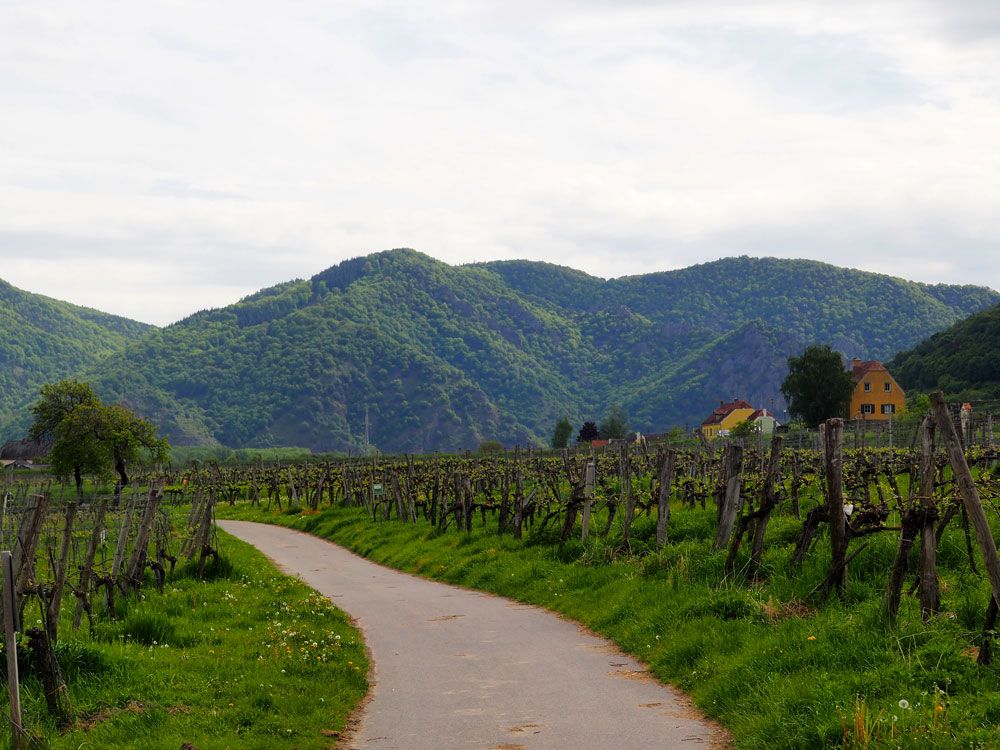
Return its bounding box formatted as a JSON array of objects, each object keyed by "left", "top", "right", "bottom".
[{"left": 851, "top": 357, "right": 862, "bottom": 368}]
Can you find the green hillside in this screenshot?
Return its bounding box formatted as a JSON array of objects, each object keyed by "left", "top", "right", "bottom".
[
  {"left": 0, "top": 279, "right": 151, "bottom": 429},
  {"left": 65, "top": 250, "right": 996, "bottom": 453},
  {"left": 889, "top": 302, "right": 1000, "bottom": 400}
]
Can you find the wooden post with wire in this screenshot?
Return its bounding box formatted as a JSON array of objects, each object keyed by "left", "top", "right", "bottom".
[{"left": 2, "top": 550, "right": 23, "bottom": 749}]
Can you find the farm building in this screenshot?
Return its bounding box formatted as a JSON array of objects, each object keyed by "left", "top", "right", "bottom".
[
  {"left": 0, "top": 437, "right": 51, "bottom": 461},
  {"left": 701, "top": 399, "right": 755, "bottom": 439},
  {"left": 849, "top": 358, "right": 906, "bottom": 421}
]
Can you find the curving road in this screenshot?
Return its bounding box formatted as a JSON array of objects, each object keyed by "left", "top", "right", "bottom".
[{"left": 220, "top": 520, "right": 729, "bottom": 750}]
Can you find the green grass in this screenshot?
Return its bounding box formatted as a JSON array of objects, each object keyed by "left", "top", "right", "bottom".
[
  {"left": 219, "top": 502, "right": 1000, "bottom": 749},
  {"left": 10, "top": 530, "right": 368, "bottom": 750}
]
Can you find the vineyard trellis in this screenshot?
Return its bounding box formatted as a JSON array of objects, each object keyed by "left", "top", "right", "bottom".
[
  {"left": 2, "top": 396, "right": 999, "bottom": 742},
  {"left": 0, "top": 476, "right": 217, "bottom": 742},
  {"left": 149, "top": 398, "right": 1000, "bottom": 671}
]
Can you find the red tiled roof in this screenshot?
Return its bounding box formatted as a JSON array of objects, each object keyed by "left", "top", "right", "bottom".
[
  {"left": 851, "top": 359, "right": 888, "bottom": 384},
  {"left": 702, "top": 399, "right": 754, "bottom": 426}
]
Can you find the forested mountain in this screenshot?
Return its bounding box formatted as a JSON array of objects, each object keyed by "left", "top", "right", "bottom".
[
  {"left": 889, "top": 302, "right": 1000, "bottom": 400},
  {"left": 0, "top": 278, "right": 151, "bottom": 428},
  {"left": 13, "top": 249, "right": 980, "bottom": 454}
]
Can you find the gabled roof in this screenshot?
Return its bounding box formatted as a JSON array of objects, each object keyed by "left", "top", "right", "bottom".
[
  {"left": 851, "top": 358, "right": 889, "bottom": 384},
  {"left": 702, "top": 399, "right": 754, "bottom": 426}
]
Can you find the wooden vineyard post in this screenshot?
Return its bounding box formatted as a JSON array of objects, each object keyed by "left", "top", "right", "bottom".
[
  {"left": 12, "top": 494, "right": 49, "bottom": 622},
  {"left": 2, "top": 551, "right": 23, "bottom": 750},
  {"left": 823, "top": 419, "right": 848, "bottom": 597},
  {"left": 748, "top": 433, "right": 783, "bottom": 578},
  {"left": 712, "top": 444, "right": 743, "bottom": 551},
  {"left": 125, "top": 486, "right": 163, "bottom": 593},
  {"left": 112, "top": 495, "right": 136, "bottom": 582},
  {"left": 655, "top": 449, "right": 675, "bottom": 548},
  {"left": 917, "top": 415, "right": 940, "bottom": 620},
  {"left": 74, "top": 499, "right": 108, "bottom": 630},
  {"left": 930, "top": 392, "right": 1000, "bottom": 615},
  {"left": 620, "top": 445, "right": 635, "bottom": 548},
  {"left": 580, "top": 460, "right": 595, "bottom": 542}
]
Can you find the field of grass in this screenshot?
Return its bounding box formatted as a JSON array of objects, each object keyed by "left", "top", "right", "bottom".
[
  {"left": 218, "top": 501, "right": 1000, "bottom": 749},
  {"left": 11, "top": 530, "right": 368, "bottom": 750}
]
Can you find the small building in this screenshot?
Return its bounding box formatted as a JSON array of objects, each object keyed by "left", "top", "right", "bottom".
[
  {"left": 748, "top": 408, "right": 779, "bottom": 435},
  {"left": 701, "top": 399, "right": 756, "bottom": 440},
  {"left": 849, "top": 358, "right": 906, "bottom": 421},
  {"left": 0, "top": 438, "right": 51, "bottom": 461}
]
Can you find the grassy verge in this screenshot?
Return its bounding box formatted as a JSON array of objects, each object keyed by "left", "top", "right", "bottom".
[
  {"left": 218, "top": 502, "right": 1000, "bottom": 749},
  {"left": 12, "top": 530, "right": 367, "bottom": 750}
]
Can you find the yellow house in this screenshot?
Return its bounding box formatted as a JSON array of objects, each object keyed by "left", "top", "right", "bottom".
[
  {"left": 701, "top": 399, "right": 756, "bottom": 440},
  {"left": 849, "top": 358, "right": 906, "bottom": 421}
]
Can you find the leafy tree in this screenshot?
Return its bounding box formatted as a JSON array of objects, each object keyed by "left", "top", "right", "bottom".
[
  {"left": 729, "top": 418, "right": 757, "bottom": 438},
  {"left": 478, "top": 440, "right": 504, "bottom": 454},
  {"left": 780, "top": 345, "right": 854, "bottom": 427},
  {"left": 577, "top": 421, "right": 600, "bottom": 443},
  {"left": 599, "top": 405, "right": 629, "bottom": 440},
  {"left": 551, "top": 416, "right": 573, "bottom": 449},
  {"left": 30, "top": 380, "right": 169, "bottom": 495},
  {"left": 29, "top": 379, "right": 100, "bottom": 442}
]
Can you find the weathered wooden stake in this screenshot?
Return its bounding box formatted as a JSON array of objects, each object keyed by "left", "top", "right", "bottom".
[
  {"left": 823, "top": 419, "right": 848, "bottom": 596},
  {"left": 930, "top": 392, "right": 1000, "bottom": 614},
  {"left": 655, "top": 450, "right": 675, "bottom": 548},
  {"left": 2, "top": 551, "right": 23, "bottom": 750},
  {"left": 581, "top": 461, "right": 595, "bottom": 542},
  {"left": 712, "top": 444, "right": 744, "bottom": 551},
  {"left": 917, "top": 415, "right": 940, "bottom": 620}
]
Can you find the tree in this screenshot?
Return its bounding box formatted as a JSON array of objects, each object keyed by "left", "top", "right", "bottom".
[
  {"left": 551, "top": 416, "right": 573, "bottom": 449},
  {"left": 780, "top": 345, "right": 854, "bottom": 427},
  {"left": 30, "top": 380, "right": 102, "bottom": 493},
  {"left": 30, "top": 380, "right": 169, "bottom": 495},
  {"left": 729, "top": 418, "right": 757, "bottom": 438},
  {"left": 599, "top": 405, "right": 629, "bottom": 440},
  {"left": 29, "top": 379, "right": 100, "bottom": 443},
  {"left": 577, "top": 421, "right": 600, "bottom": 443}
]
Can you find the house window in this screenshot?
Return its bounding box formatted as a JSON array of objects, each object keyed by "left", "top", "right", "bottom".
[
  {"left": 884, "top": 382, "right": 892, "bottom": 392},
  {"left": 861, "top": 404, "right": 875, "bottom": 414},
  {"left": 881, "top": 404, "right": 896, "bottom": 415},
  {"left": 863, "top": 382, "right": 872, "bottom": 392}
]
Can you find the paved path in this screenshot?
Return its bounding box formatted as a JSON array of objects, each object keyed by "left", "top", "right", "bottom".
[{"left": 220, "top": 520, "right": 729, "bottom": 750}]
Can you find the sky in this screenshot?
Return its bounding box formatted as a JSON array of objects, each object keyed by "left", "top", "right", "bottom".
[{"left": 1, "top": 0, "right": 999, "bottom": 326}]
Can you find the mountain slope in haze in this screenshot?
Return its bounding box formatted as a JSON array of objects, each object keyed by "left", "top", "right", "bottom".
[
  {"left": 0, "top": 278, "right": 152, "bottom": 428},
  {"left": 70, "top": 250, "right": 997, "bottom": 453},
  {"left": 889, "top": 302, "right": 1000, "bottom": 400}
]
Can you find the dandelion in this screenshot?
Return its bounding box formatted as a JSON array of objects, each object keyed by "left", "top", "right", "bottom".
[
  {"left": 807, "top": 635, "right": 817, "bottom": 641},
  {"left": 898, "top": 699, "right": 910, "bottom": 710}
]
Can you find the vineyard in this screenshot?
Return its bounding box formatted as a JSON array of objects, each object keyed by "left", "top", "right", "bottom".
[
  {"left": 194, "top": 405, "right": 1000, "bottom": 649},
  {"left": 3, "top": 395, "right": 1000, "bottom": 746}
]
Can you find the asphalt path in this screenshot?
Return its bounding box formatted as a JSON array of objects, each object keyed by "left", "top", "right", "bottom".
[{"left": 220, "top": 520, "right": 730, "bottom": 750}]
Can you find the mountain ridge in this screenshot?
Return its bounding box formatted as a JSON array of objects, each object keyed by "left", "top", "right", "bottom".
[{"left": 2, "top": 249, "right": 997, "bottom": 452}]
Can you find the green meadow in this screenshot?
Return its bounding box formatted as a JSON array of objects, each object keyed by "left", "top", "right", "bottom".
[{"left": 7, "top": 531, "right": 367, "bottom": 750}]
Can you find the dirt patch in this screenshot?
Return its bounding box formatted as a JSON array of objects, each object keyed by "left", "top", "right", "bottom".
[
  {"left": 609, "top": 669, "right": 653, "bottom": 682},
  {"left": 507, "top": 723, "right": 543, "bottom": 734},
  {"left": 75, "top": 700, "right": 147, "bottom": 731}
]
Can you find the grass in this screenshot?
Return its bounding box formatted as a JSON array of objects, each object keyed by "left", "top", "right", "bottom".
[
  {"left": 8, "top": 530, "right": 368, "bottom": 750},
  {"left": 218, "top": 500, "right": 1000, "bottom": 749}
]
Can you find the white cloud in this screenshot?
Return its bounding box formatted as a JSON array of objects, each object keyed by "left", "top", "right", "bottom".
[{"left": 1, "top": 0, "right": 998, "bottom": 324}]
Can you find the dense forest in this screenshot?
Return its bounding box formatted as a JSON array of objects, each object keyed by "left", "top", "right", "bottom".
[
  {"left": 1, "top": 250, "right": 996, "bottom": 453},
  {"left": 889, "top": 301, "right": 1000, "bottom": 400},
  {"left": 0, "top": 279, "right": 151, "bottom": 428}
]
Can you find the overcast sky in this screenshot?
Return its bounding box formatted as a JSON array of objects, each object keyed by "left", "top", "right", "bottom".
[{"left": 2, "top": 1, "right": 999, "bottom": 326}]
